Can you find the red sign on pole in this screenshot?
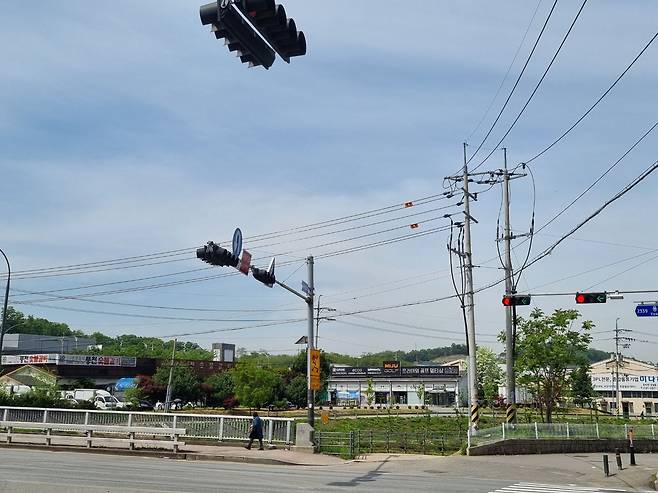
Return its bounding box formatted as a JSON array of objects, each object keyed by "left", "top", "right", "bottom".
[{"left": 239, "top": 250, "right": 251, "bottom": 275}]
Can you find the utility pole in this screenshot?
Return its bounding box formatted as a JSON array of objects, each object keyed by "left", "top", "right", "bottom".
[
  {"left": 613, "top": 319, "right": 633, "bottom": 417},
  {"left": 315, "top": 295, "right": 336, "bottom": 348},
  {"left": 306, "top": 256, "right": 315, "bottom": 427},
  {"left": 462, "top": 143, "right": 479, "bottom": 432},
  {"left": 165, "top": 338, "right": 177, "bottom": 412},
  {"left": 502, "top": 148, "right": 516, "bottom": 424}
]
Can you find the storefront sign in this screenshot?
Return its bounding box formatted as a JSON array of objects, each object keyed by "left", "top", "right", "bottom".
[
  {"left": 331, "top": 365, "right": 459, "bottom": 378},
  {"left": 1, "top": 354, "right": 137, "bottom": 367},
  {"left": 591, "top": 373, "right": 658, "bottom": 391}
]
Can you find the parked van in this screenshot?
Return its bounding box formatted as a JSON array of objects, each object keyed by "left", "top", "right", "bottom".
[{"left": 64, "top": 389, "right": 124, "bottom": 410}]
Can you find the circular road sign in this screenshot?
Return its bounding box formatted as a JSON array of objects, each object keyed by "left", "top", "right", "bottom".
[{"left": 232, "top": 228, "right": 243, "bottom": 256}]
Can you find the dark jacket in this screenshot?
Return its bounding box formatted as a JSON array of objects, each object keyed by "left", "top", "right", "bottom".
[{"left": 249, "top": 416, "right": 263, "bottom": 439}]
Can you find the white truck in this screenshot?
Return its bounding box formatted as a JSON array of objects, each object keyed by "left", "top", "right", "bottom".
[{"left": 63, "top": 389, "right": 124, "bottom": 410}]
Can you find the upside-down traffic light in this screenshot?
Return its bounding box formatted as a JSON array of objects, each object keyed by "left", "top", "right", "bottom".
[
  {"left": 575, "top": 292, "right": 607, "bottom": 304},
  {"left": 196, "top": 241, "right": 240, "bottom": 267},
  {"left": 502, "top": 295, "right": 531, "bottom": 306},
  {"left": 199, "top": 0, "right": 306, "bottom": 69},
  {"left": 251, "top": 266, "right": 275, "bottom": 287}
]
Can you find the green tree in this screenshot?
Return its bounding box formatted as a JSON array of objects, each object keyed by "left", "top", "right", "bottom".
[
  {"left": 570, "top": 364, "right": 596, "bottom": 407},
  {"left": 204, "top": 371, "right": 235, "bottom": 407},
  {"left": 284, "top": 375, "right": 307, "bottom": 408},
  {"left": 503, "top": 308, "right": 592, "bottom": 423},
  {"left": 152, "top": 364, "right": 201, "bottom": 403},
  {"left": 232, "top": 362, "right": 285, "bottom": 409},
  {"left": 414, "top": 383, "right": 426, "bottom": 405},
  {"left": 365, "top": 378, "right": 375, "bottom": 406},
  {"left": 476, "top": 346, "right": 504, "bottom": 403}
]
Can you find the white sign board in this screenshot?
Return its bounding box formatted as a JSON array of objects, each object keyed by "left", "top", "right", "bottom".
[{"left": 591, "top": 373, "right": 658, "bottom": 392}]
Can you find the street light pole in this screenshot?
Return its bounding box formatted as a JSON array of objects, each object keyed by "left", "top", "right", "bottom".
[
  {"left": 306, "top": 256, "right": 315, "bottom": 427},
  {"left": 0, "top": 248, "right": 10, "bottom": 370}
]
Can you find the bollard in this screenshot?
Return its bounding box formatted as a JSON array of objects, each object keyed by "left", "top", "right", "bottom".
[
  {"left": 603, "top": 454, "right": 610, "bottom": 477},
  {"left": 629, "top": 444, "right": 636, "bottom": 466},
  {"left": 615, "top": 447, "right": 623, "bottom": 470}
]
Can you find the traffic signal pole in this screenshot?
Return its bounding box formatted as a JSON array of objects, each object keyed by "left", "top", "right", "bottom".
[
  {"left": 502, "top": 149, "right": 516, "bottom": 423},
  {"left": 273, "top": 256, "right": 315, "bottom": 426},
  {"left": 306, "top": 256, "right": 315, "bottom": 427}
]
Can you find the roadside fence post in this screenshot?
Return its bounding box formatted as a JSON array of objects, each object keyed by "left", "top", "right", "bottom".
[
  {"left": 502, "top": 423, "right": 506, "bottom": 440},
  {"left": 566, "top": 422, "right": 570, "bottom": 439},
  {"left": 268, "top": 420, "right": 274, "bottom": 444},
  {"left": 219, "top": 416, "right": 224, "bottom": 441},
  {"left": 596, "top": 423, "right": 600, "bottom": 439},
  {"left": 84, "top": 411, "right": 89, "bottom": 426},
  {"left": 534, "top": 422, "right": 539, "bottom": 440},
  {"left": 285, "top": 420, "right": 291, "bottom": 445},
  {"left": 127, "top": 413, "right": 133, "bottom": 427},
  {"left": 603, "top": 454, "right": 610, "bottom": 476},
  {"left": 652, "top": 423, "right": 655, "bottom": 439},
  {"left": 43, "top": 409, "right": 48, "bottom": 424}
]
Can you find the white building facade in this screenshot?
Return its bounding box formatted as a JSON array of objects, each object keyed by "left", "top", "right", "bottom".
[{"left": 590, "top": 356, "right": 658, "bottom": 417}]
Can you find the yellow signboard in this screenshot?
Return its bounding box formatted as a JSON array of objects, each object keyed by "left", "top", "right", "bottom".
[{"left": 310, "top": 349, "right": 321, "bottom": 390}]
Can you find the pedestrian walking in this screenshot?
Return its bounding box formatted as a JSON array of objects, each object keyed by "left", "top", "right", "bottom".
[{"left": 245, "top": 412, "right": 264, "bottom": 450}]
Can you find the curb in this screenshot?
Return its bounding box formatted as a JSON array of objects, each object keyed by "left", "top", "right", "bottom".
[{"left": 0, "top": 442, "right": 311, "bottom": 466}]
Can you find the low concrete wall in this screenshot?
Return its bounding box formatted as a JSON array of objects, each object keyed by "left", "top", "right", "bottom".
[{"left": 469, "top": 439, "right": 658, "bottom": 456}]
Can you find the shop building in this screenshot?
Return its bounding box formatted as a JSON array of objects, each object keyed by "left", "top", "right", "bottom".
[
  {"left": 327, "top": 361, "right": 465, "bottom": 407},
  {"left": 590, "top": 356, "right": 658, "bottom": 417}
]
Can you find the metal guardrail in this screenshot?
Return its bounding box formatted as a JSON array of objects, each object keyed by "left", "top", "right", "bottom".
[
  {"left": 469, "top": 422, "right": 658, "bottom": 448},
  {"left": 0, "top": 407, "right": 294, "bottom": 445}
]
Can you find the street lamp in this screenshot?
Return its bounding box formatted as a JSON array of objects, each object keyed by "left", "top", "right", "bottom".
[{"left": 0, "top": 248, "right": 10, "bottom": 370}]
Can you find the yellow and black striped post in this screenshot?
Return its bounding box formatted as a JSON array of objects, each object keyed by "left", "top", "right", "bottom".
[
  {"left": 470, "top": 403, "right": 480, "bottom": 429},
  {"left": 506, "top": 403, "right": 517, "bottom": 424}
]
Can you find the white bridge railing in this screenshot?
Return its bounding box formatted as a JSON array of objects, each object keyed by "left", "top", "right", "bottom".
[
  {"left": 470, "top": 422, "right": 657, "bottom": 448},
  {"left": 0, "top": 407, "right": 294, "bottom": 445}
]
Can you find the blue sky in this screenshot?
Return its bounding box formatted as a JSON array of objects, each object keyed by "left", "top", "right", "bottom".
[{"left": 1, "top": 1, "right": 657, "bottom": 360}]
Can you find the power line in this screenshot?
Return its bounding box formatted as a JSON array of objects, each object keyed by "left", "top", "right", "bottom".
[
  {"left": 533, "top": 121, "right": 658, "bottom": 236},
  {"left": 523, "top": 31, "right": 658, "bottom": 165},
  {"left": 465, "top": 0, "right": 559, "bottom": 167},
  {"left": 472, "top": 0, "right": 589, "bottom": 171},
  {"left": 523, "top": 157, "right": 658, "bottom": 271},
  {"left": 466, "top": 0, "right": 545, "bottom": 141}
]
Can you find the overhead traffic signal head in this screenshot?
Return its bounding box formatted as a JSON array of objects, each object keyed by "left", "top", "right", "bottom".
[
  {"left": 196, "top": 241, "right": 240, "bottom": 267},
  {"left": 241, "top": 0, "right": 306, "bottom": 62},
  {"left": 200, "top": 1, "right": 276, "bottom": 69},
  {"left": 251, "top": 267, "right": 275, "bottom": 287},
  {"left": 502, "top": 295, "right": 531, "bottom": 306},
  {"left": 575, "top": 292, "right": 607, "bottom": 304},
  {"left": 200, "top": 0, "right": 306, "bottom": 69}
]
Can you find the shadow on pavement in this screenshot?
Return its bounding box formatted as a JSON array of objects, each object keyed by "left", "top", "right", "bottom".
[{"left": 326, "top": 456, "right": 391, "bottom": 488}]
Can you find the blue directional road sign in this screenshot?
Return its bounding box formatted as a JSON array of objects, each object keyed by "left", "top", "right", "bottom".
[
  {"left": 635, "top": 304, "right": 658, "bottom": 317},
  {"left": 232, "top": 228, "right": 242, "bottom": 257}
]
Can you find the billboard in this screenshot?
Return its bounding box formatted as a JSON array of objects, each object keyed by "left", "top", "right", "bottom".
[
  {"left": 591, "top": 373, "right": 658, "bottom": 392},
  {"left": 1, "top": 354, "right": 137, "bottom": 367},
  {"left": 330, "top": 365, "right": 459, "bottom": 378}
]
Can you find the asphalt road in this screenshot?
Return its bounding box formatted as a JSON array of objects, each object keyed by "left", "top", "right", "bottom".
[{"left": 0, "top": 448, "right": 654, "bottom": 493}]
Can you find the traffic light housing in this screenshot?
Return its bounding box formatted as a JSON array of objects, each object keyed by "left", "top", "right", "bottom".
[
  {"left": 241, "top": 0, "right": 306, "bottom": 61},
  {"left": 200, "top": 1, "right": 276, "bottom": 69},
  {"left": 502, "top": 295, "right": 531, "bottom": 306},
  {"left": 575, "top": 292, "right": 607, "bottom": 304},
  {"left": 251, "top": 266, "right": 275, "bottom": 287},
  {"left": 196, "top": 241, "right": 240, "bottom": 267},
  {"left": 200, "top": 0, "right": 306, "bottom": 69}
]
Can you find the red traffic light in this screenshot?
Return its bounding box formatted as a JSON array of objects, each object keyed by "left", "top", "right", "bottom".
[
  {"left": 502, "top": 295, "right": 531, "bottom": 306},
  {"left": 575, "top": 292, "right": 607, "bottom": 304}
]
